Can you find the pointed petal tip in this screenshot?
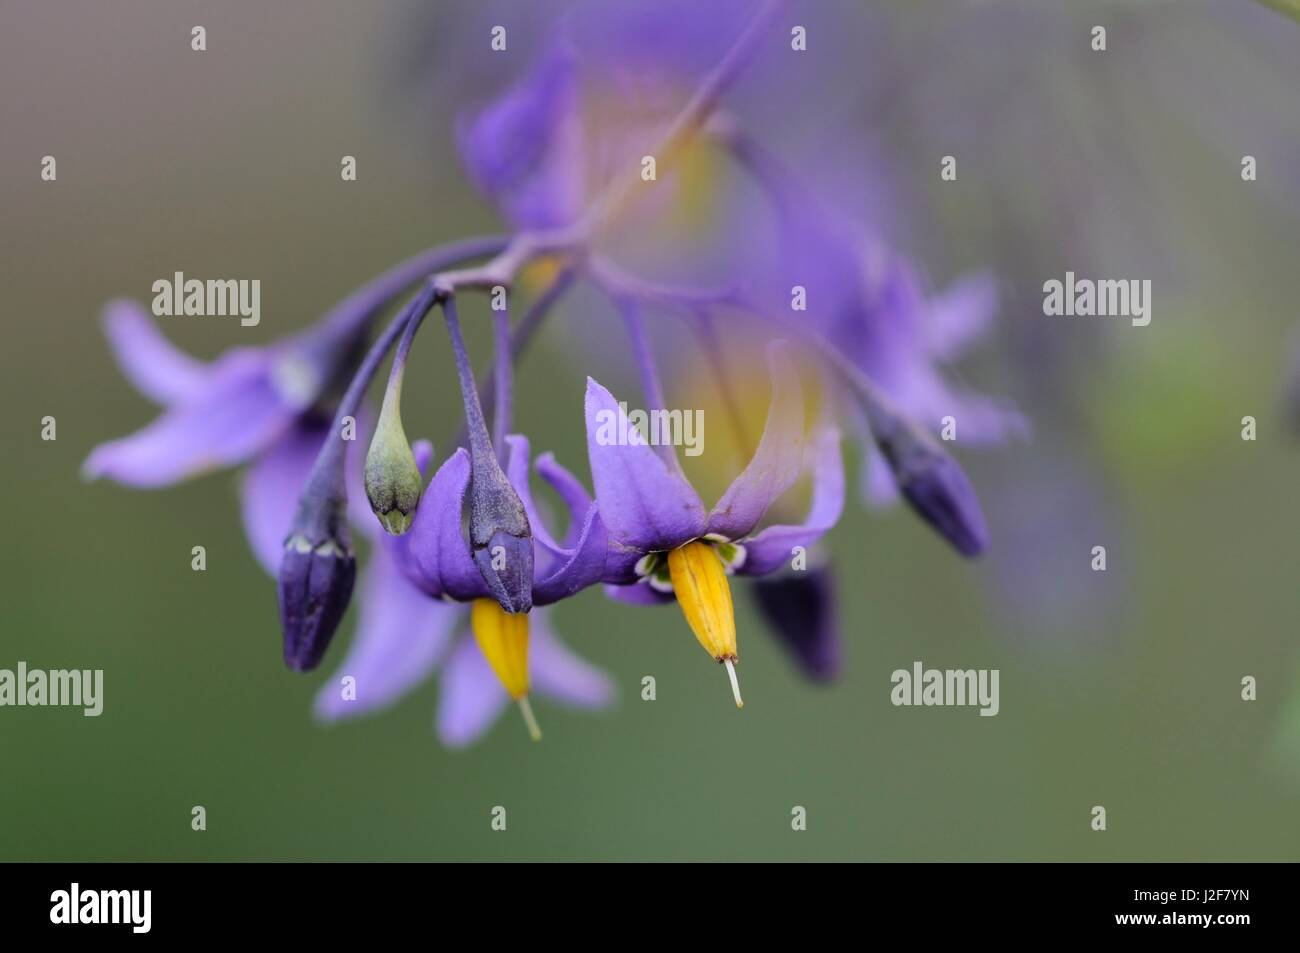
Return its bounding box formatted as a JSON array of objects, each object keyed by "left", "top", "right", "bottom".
[
  {"left": 472, "top": 530, "right": 535, "bottom": 614},
  {"left": 899, "top": 452, "right": 989, "bottom": 558}
]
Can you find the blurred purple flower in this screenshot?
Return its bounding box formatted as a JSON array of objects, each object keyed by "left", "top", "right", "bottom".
[
  {"left": 750, "top": 562, "right": 840, "bottom": 682},
  {"left": 83, "top": 300, "right": 339, "bottom": 487}
]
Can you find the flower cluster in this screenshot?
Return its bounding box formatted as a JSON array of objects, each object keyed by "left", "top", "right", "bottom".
[{"left": 85, "top": 2, "right": 1019, "bottom": 746}]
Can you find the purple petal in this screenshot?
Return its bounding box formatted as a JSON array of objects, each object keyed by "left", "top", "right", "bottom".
[
  {"left": 740, "top": 426, "right": 844, "bottom": 577},
  {"left": 101, "top": 299, "right": 210, "bottom": 405},
  {"left": 455, "top": 44, "right": 585, "bottom": 231},
  {"left": 585, "top": 377, "right": 706, "bottom": 552},
  {"left": 925, "top": 271, "right": 998, "bottom": 363},
  {"left": 403, "top": 449, "right": 486, "bottom": 601},
  {"left": 862, "top": 442, "right": 901, "bottom": 507},
  {"left": 532, "top": 504, "right": 608, "bottom": 605},
  {"left": 504, "top": 434, "right": 564, "bottom": 557},
  {"left": 313, "top": 545, "right": 458, "bottom": 720},
  {"left": 536, "top": 451, "right": 594, "bottom": 549},
  {"left": 436, "top": 634, "right": 510, "bottom": 748},
  {"left": 706, "top": 342, "right": 805, "bottom": 540},
  {"left": 240, "top": 417, "right": 330, "bottom": 576},
  {"left": 604, "top": 581, "right": 675, "bottom": 606},
  {"left": 531, "top": 610, "right": 616, "bottom": 708},
  {"left": 84, "top": 350, "right": 296, "bottom": 487},
  {"left": 750, "top": 564, "right": 841, "bottom": 682},
  {"left": 898, "top": 449, "right": 989, "bottom": 557}
]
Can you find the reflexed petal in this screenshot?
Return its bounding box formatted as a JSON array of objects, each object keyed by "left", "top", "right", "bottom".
[
  {"left": 536, "top": 451, "right": 594, "bottom": 549},
  {"left": 101, "top": 299, "right": 209, "bottom": 404},
  {"left": 83, "top": 351, "right": 295, "bottom": 487},
  {"left": 603, "top": 581, "right": 675, "bottom": 606},
  {"left": 584, "top": 377, "right": 706, "bottom": 551},
  {"left": 531, "top": 610, "right": 615, "bottom": 708},
  {"left": 504, "top": 434, "right": 564, "bottom": 557},
  {"left": 532, "top": 503, "right": 608, "bottom": 605},
  {"left": 740, "top": 426, "right": 844, "bottom": 577},
  {"left": 436, "top": 635, "right": 510, "bottom": 747},
  {"left": 313, "top": 545, "right": 458, "bottom": 720},
  {"left": 925, "top": 271, "right": 998, "bottom": 363},
  {"left": 455, "top": 45, "right": 585, "bottom": 231},
  {"left": 706, "top": 342, "right": 805, "bottom": 540}
]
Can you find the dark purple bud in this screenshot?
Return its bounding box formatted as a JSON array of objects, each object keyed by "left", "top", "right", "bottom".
[
  {"left": 877, "top": 420, "right": 988, "bottom": 557},
  {"left": 750, "top": 565, "right": 840, "bottom": 682},
  {"left": 278, "top": 432, "right": 360, "bottom": 672},
  {"left": 278, "top": 522, "right": 356, "bottom": 672}
]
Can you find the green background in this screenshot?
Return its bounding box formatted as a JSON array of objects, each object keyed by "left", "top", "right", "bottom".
[{"left": 2, "top": 0, "right": 1299, "bottom": 860}]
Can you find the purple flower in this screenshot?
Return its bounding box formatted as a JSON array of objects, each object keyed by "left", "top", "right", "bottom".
[
  {"left": 455, "top": 0, "right": 760, "bottom": 235},
  {"left": 393, "top": 433, "right": 606, "bottom": 604},
  {"left": 82, "top": 300, "right": 337, "bottom": 487},
  {"left": 83, "top": 0, "right": 1024, "bottom": 740},
  {"left": 457, "top": 43, "right": 586, "bottom": 232},
  {"left": 84, "top": 238, "right": 508, "bottom": 488},
  {"left": 313, "top": 560, "right": 614, "bottom": 747},
  {"left": 244, "top": 426, "right": 615, "bottom": 745},
  {"left": 352, "top": 434, "right": 614, "bottom": 744},
  {"left": 585, "top": 340, "right": 844, "bottom": 704}
]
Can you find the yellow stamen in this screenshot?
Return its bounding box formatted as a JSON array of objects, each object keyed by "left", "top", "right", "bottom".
[
  {"left": 667, "top": 540, "right": 743, "bottom": 708},
  {"left": 471, "top": 598, "right": 541, "bottom": 739}
]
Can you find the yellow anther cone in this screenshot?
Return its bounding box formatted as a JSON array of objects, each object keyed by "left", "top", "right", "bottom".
[
  {"left": 470, "top": 598, "right": 541, "bottom": 740},
  {"left": 667, "top": 541, "right": 744, "bottom": 708}
]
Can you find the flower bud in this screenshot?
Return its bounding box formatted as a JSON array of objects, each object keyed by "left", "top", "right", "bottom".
[
  {"left": 876, "top": 419, "right": 988, "bottom": 557},
  {"left": 364, "top": 392, "right": 423, "bottom": 535},
  {"left": 278, "top": 507, "right": 356, "bottom": 672}
]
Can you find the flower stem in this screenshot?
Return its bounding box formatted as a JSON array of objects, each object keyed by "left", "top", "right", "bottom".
[
  {"left": 615, "top": 296, "right": 683, "bottom": 472},
  {"left": 309, "top": 236, "right": 508, "bottom": 348},
  {"left": 452, "top": 269, "right": 576, "bottom": 451},
  {"left": 442, "top": 294, "right": 496, "bottom": 466},
  {"left": 492, "top": 303, "right": 512, "bottom": 456},
  {"left": 295, "top": 285, "right": 438, "bottom": 525}
]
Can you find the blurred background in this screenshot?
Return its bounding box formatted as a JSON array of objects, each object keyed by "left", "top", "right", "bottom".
[{"left": 2, "top": 0, "right": 1298, "bottom": 861}]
